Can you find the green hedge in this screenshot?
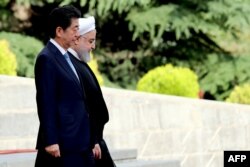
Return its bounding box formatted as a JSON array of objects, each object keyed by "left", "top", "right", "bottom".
[
  {"left": 0, "top": 32, "right": 43, "bottom": 77},
  {"left": 0, "top": 40, "right": 17, "bottom": 75},
  {"left": 226, "top": 84, "right": 250, "bottom": 104},
  {"left": 137, "top": 64, "right": 199, "bottom": 98}
]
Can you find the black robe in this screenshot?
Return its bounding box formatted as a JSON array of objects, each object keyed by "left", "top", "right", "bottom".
[{"left": 69, "top": 53, "right": 115, "bottom": 167}]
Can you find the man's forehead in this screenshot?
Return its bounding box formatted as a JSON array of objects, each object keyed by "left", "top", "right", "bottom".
[
  {"left": 70, "top": 18, "right": 79, "bottom": 26},
  {"left": 83, "top": 30, "right": 96, "bottom": 37}
]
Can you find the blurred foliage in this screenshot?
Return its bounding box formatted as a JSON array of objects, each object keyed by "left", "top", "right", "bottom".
[
  {"left": 96, "top": 49, "right": 171, "bottom": 90},
  {"left": 88, "top": 52, "right": 104, "bottom": 86},
  {"left": 0, "top": 40, "right": 17, "bottom": 75},
  {"left": 226, "top": 84, "right": 250, "bottom": 105},
  {"left": 0, "top": 32, "right": 43, "bottom": 77},
  {"left": 101, "top": 75, "right": 122, "bottom": 89},
  {"left": 5, "top": 0, "right": 249, "bottom": 51},
  {"left": 0, "top": 9, "right": 19, "bottom": 31},
  {"left": 96, "top": 50, "right": 143, "bottom": 89},
  {"left": 137, "top": 64, "right": 199, "bottom": 98},
  {"left": 168, "top": 53, "right": 250, "bottom": 100},
  {"left": 198, "top": 54, "right": 236, "bottom": 100},
  {"left": 0, "top": 0, "right": 9, "bottom": 7},
  {"left": 127, "top": 1, "right": 250, "bottom": 42},
  {"left": 1, "top": 0, "right": 250, "bottom": 101}
]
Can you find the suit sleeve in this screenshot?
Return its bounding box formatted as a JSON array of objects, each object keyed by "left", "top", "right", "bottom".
[{"left": 35, "top": 54, "right": 58, "bottom": 146}]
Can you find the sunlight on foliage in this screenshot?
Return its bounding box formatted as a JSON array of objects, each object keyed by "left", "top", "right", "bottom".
[
  {"left": 137, "top": 64, "right": 199, "bottom": 98},
  {"left": 226, "top": 84, "right": 250, "bottom": 105},
  {"left": 0, "top": 40, "right": 17, "bottom": 75},
  {"left": 88, "top": 52, "right": 104, "bottom": 86}
]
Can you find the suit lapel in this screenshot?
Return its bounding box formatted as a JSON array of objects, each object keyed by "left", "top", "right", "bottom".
[{"left": 46, "top": 42, "right": 82, "bottom": 92}]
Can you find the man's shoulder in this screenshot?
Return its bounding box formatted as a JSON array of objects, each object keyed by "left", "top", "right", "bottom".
[
  {"left": 35, "top": 47, "right": 56, "bottom": 67},
  {"left": 37, "top": 49, "right": 52, "bottom": 62},
  {"left": 37, "top": 41, "right": 57, "bottom": 59}
]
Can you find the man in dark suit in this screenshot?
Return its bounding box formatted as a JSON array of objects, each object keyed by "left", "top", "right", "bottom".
[
  {"left": 34, "top": 5, "right": 94, "bottom": 167},
  {"left": 68, "top": 16, "right": 115, "bottom": 167}
]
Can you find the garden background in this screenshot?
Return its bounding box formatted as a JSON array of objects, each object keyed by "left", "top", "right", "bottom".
[{"left": 1, "top": 0, "right": 250, "bottom": 104}]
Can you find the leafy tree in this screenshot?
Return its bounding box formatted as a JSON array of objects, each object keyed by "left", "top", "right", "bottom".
[
  {"left": 1, "top": 0, "right": 250, "bottom": 101},
  {"left": 2, "top": 0, "right": 250, "bottom": 52},
  {"left": 85, "top": 0, "right": 250, "bottom": 99}
]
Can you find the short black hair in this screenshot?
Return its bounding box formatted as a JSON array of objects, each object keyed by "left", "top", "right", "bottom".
[{"left": 48, "top": 5, "right": 81, "bottom": 38}]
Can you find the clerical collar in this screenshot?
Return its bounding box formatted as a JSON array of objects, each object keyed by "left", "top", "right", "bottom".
[{"left": 68, "top": 48, "right": 81, "bottom": 61}]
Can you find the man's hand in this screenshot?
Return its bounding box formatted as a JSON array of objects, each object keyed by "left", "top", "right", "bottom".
[
  {"left": 92, "top": 143, "right": 101, "bottom": 159},
  {"left": 45, "top": 144, "right": 61, "bottom": 157}
]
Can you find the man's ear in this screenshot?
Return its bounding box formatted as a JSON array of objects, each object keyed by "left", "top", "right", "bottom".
[{"left": 55, "top": 27, "right": 63, "bottom": 38}]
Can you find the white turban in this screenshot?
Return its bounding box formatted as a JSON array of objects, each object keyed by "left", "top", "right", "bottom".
[{"left": 79, "top": 16, "right": 95, "bottom": 35}]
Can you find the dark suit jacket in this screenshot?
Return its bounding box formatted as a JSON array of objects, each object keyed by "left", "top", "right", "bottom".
[{"left": 34, "top": 41, "right": 91, "bottom": 153}]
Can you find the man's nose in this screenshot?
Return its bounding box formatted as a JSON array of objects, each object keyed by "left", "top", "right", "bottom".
[
  {"left": 91, "top": 43, "right": 96, "bottom": 49},
  {"left": 75, "top": 31, "right": 80, "bottom": 39}
]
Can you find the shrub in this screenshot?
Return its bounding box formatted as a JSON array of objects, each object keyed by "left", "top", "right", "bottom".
[
  {"left": 0, "top": 32, "right": 43, "bottom": 77},
  {"left": 88, "top": 52, "right": 104, "bottom": 86},
  {"left": 0, "top": 40, "right": 17, "bottom": 75},
  {"left": 226, "top": 84, "right": 250, "bottom": 104},
  {"left": 137, "top": 64, "right": 199, "bottom": 98}
]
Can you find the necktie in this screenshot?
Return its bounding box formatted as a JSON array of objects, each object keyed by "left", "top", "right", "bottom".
[{"left": 63, "top": 52, "right": 79, "bottom": 81}]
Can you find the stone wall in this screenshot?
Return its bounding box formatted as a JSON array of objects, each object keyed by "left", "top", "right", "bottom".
[
  {"left": 103, "top": 87, "right": 250, "bottom": 167},
  {"left": 1, "top": 75, "right": 250, "bottom": 167}
]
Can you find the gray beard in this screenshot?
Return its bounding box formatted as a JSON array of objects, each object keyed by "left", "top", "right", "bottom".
[{"left": 80, "top": 52, "right": 91, "bottom": 63}]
